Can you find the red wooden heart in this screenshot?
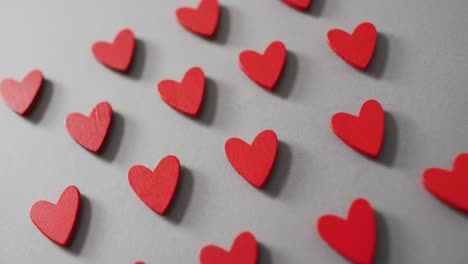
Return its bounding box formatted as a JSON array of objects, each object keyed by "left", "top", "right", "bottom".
[
  {"left": 239, "top": 41, "right": 286, "bottom": 91},
  {"left": 0, "top": 70, "right": 43, "bottom": 115},
  {"left": 92, "top": 29, "right": 135, "bottom": 72},
  {"left": 30, "top": 186, "right": 81, "bottom": 247},
  {"left": 281, "top": 0, "right": 312, "bottom": 10},
  {"left": 331, "top": 99, "right": 384, "bottom": 158},
  {"left": 225, "top": 130, "right": 278, "bottom": 188},
  {"left": 328, "top": 22, "right": 377, "bottom": 70},
  {"left": 157, "top": 67, "right": 205, "bottom": 117},
  {"left": 423, "top": 153, "right": 468, "bottom": 213},
  {"left": 65, "top": 101, "right": 113, "bottom": 153},
  {"left": 200, "top": 232, "right": 257, "bottom": 264},
  {"left": 176, "top": 0, "right": 220, "bottom": 38},
  {"left": 317, "top": 198, "right": 376, "bottom": 264},
  {"left": 128, "top": 155, "right": 180, "bottom": 215}
]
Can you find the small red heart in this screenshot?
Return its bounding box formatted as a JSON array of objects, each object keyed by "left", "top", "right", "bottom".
[
  {"left": 157, "top": 67, "right": 205, "bottom": 117},
  {"left": 331, "top": 99, "right": 384, "bottom": 158},
  {"left": 239, "top": 41, "right": 287, "bottom": 91},
  {"left": 176, "top": 0, "right": 220, "bottom": 38},
  {"left": 65, "top": 101, "right": 113, "bottom": 153},
  {"left": 281, "top": 0, "right": 312, "bottom": 10},
  {"left": 200, "top": 232, "right": 257, "bottom": 264},
  {"left": 0, "top": 70, "right": 43, "bottom": 115},
  {"left": 328, "top": 22, "right": 377, "bottom": 70},
  {"left": 128, "top": 155, "right": 180, "bottom": 215},
  {"left": 92, "top": 29, "right": 135, "bottom": 72},
  {"left": 30, "top": 185, "right": 81, "bottom": 247},
  {"left": 423, "top": 153, "right": 468, "bottom": 213},
  {"left": 317, "top": 198, "right": 376, "bottom": 264},
  {"left": 225, "top": 130, "right": 278, "bottom": 188}
]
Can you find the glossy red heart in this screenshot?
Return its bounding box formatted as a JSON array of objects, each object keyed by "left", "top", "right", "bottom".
[
  {"left": 331, "top": 99, "right": 384, "bottom": 158},
  {"left": 176, "top": 0, "right": 220, "bottom": 38},
  {"left": 281, "top": 0, "right": 312, "bottom": 10},
  {"left": 239, "top": 41, "right": 287, "bottom": 91},
  {"left": 200, "top": 232, "right": 257, "bottom": 264},
  {"left": 328, "top": 22, "right": 377, "bottom": 70},
  {"left": 0, "top": 70, "right": 43, "bottom": 115},
  {"left": 317, "top": 198, "right": 376, "bottom": 264},
  {"left": 158, "top": 67, "right": 205, "bottom": 117},
  {"left": 128, "top": 155, "right": 180, "bottom": 215},
  {"left": 92, "top": 29, "right": 135, "bottom": 72},
  {"left": 65, "top": 101, "right": 112, "bottom": 153},
  {"left": 225, "top": 130, "right": 278, "bottom": 188},
  {"left": 423, "top": 153, "right": 468, "bottom": 213},
  {"left": 30, "top": 186, "right": 81, "bottom": 247}
]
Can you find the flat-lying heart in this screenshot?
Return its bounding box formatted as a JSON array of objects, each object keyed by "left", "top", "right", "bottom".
[
  {"left": 176, "top": 0, "right": 220, "bottom": 38},
  {"left": 65, "top": 101, "right": 113, "bottom": 153},
  {"left": 157, "top": 67, "right": 205, "bottom": 117},
  {"left": 30, "top": 185, "right": 81, "bottom": 247},
  {"left": 92, "top": 29, "right": 135, "bottom": 72},
  {"left": 128, "top": 155, "right": 180, "bottom": 215},
  {"left": 317, "top": 198, "right": 376, "bottom": 264},
  {"left": 200, "top": 232, "right": 258, "bottom": 264},
  {"left": 281, "top": 0, "right": 312, "bottom": 10},
  {"left": 0, "top": 70, "right": 43, "bottom": 115}
]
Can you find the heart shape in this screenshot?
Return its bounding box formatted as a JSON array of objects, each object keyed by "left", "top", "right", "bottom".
[
  {"left": 331, "top": 99, "right": 384, "bottom": 158},
  {"left": 92, "top": 29, "right": 135, "bottom": 72},
  {"left": 317, "top": 198, "right": 376, "bottom": 264},
  {"left": 0, "top": 70, "right": 43, "bottom": 115},
  {"left": 176, "top": 0, "right": 220, "bottom": 38},
  {"left": 225, "top": 130, "right": 278, "bottom": 188},
  {"left": 328, "top": 22, "right": 377, "bottom": 70},
  {"left": 65, "top": 101, "right": 113, "bottom": 153},
  {"left": 423, "top": 153, "right": 468, "bottom": 213},
  {"left": 128, "top": 155, "right": 180, "bottom": 215},
  {"left": 157, "top": 67, "right": 205, "bottom": 117},
  {"left": 200, "top": 232, "right": 257, "bottom": 264},
  {"left": 239, "top": 41, "right": 286, "bottom": 91},
  {"left": 281, "top": 0, "right": 312, "bottom": 10},
  {"left": 30, "top": 186, "right": 81, "bottom": 247}
]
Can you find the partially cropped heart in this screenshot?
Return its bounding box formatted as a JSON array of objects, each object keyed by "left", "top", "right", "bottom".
[
  {"left": 239, "top": 41, "right": 287, "bottom": 91},
  {"left": 92, "top": 29, "right": 135, "bottom": 72},
  {"left": 225, "top": 130, "right": 278, "bottom": 188},
  {"left": 200, "top": 232, "right": 258, "bottom": 264},
  {"left": 30, "top": 185, "right": 81, "bottom": 247},
  {"left": 423, "top": 153, "right": 468, "bottom": 213},
  {"left": 65, "top": 101, "right": 113, "bottom": 153},
  {"left": 331, "top": 99, "right": 384, "bottom": 158},
  {"left": 157, "top": 67, "right": 205, "bottom": 117},
  {"left": 0, "top": 70, "right": 43, "bottom": 115},
  {"left": 176, "top": 0, "right": 220, "bottom": 38},
  {"left": 328, "top": 22, "right": 377, "bottom": 70},
  {"left": 317, "top": 198, "right": 376, "bottom": 264},
  {"left": 128, "top": 155, "right": 180, "bottom": 215},
  {"left": 281, "top": 0, "right": 312, "bottom": 10}
]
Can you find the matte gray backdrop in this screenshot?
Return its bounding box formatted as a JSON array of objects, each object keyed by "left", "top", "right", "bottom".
[{"left": 1, "top": 0, "right": 468, "bottom": 263}]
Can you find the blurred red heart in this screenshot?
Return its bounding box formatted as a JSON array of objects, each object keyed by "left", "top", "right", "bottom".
[
  {"left": 281, "top": 0, "right": 311, "bottom": 10},
  {"left": 200, "top": 232, "right": 257, "bottom": 264}
]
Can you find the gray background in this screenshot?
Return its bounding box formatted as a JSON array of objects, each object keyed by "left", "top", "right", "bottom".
[{"left": 0, "top": 0, "right": 467, "bottom": 263}]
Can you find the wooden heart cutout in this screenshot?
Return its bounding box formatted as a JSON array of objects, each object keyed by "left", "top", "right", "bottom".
[
  {"left": 281, "top": 0, "right": 312, "bottom": 10},
  {"left": 92, "top": 29, "right": 135, "bottom": 72},
  {"left": 176, "top": 0, "right": 220, "bottom": 38},
  {"left": 200, "top": 232, "right": 258, "bottom": 264},
  {"left": 0, "top": 70, "right": 43, "bottom": 115}
]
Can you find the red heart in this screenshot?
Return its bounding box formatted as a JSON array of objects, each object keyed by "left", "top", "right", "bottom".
[
  {"left": 0, "top": 70, "right": 43, "bottom": 115},
  {"left": 281, "top": 0, "right": 312, "bottom": 10},
  {"left": 65, "top": 101, "right": 113, "bottom": 153},
  {"left": 317, "top": 198, "right": 376, "bottom": 264},
  {"left": 423, "top": 153, "right": 468, "bottom": 213},
  {"left": 92, "top": 29, "right": 135, "bottom": 72},
  {"left": 157, "top": 67, "right": 205, "bottom": 117},
  {"left": 331, "top": 99, "right": 384, "bottom": 158},
  {"left": 225, "top": 130, "right": 278, "bottom": 188},
  {"left": 176, "top": 0, "right": 220, "bottom": 38},
  {"left": 30, "top": 186, "right": 81, "bottom": 247},
  {"left": 328, "top": 22, "right": 377, "bottom": 70},
  {"left": 239, "top": 41, "right": 287, "bottom": 91},
  {"left": 128, "top": 155, "right": 180, "bottom": 215},
  {"left": 200, "top": 232, "right": 257, "bottom": 264}
]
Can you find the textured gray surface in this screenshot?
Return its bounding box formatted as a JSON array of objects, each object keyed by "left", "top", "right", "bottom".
[{"left": 1, "top": 0, "right": 468, "bottom": 263}]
